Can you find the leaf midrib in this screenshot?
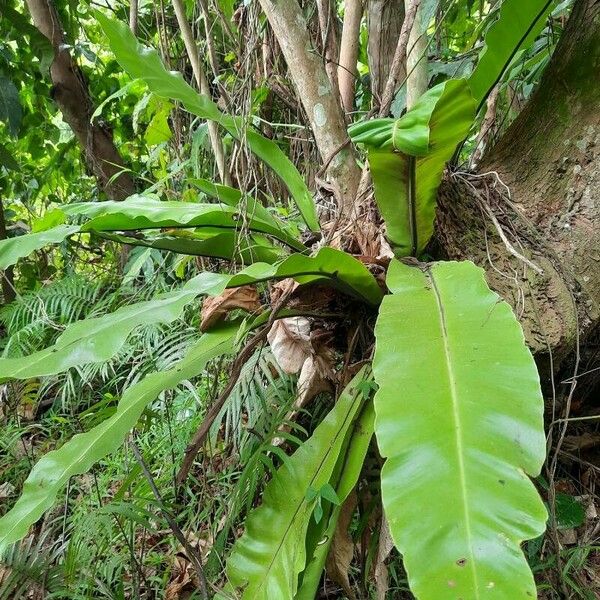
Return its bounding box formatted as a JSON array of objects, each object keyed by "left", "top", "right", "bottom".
[
  {"left": 251, "top": 389, "right": 363, "bottom": 597},
  {"left": 429, "top": 269, "right": 479, "bottom": 598}
]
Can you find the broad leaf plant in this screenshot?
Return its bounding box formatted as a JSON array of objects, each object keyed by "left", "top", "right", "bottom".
[{"left": 0, "top": 2, "right": 552, "bottom": 598}]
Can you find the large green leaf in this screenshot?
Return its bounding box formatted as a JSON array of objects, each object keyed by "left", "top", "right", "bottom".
[
  {"left": 350, "top": 80, "right": 475, "bottom": 257},
  {"left": 225, "top": 366, "right": 369, "bottom": 599},
  {"left": 65, "top": 196, "right": 305, "bottom": 251},
  {"left": 0, "top": 272, "right": 227, "bottom": 379},
  {"left": 348, "top": 83, "right": 448, "bottom": 156},
  {"left": 0, "top": 225, "right": 79, "bottom": 270},
  {"left": 0, "top": 194, "right": 305, "bottom": 270},
  {"left": 0, "top": 323, "right": 238, "bottom": 552},
  {"left": 372, "top": 259, "right": 547, "bottom": 599},
  {"left": 216, "top": 246, "right": 384, "bottom": 306},
  {"left": 95, "top": 11, "right": 319, "bottom": 232},
  {"left": 1, "top": 247, "right": 381, "bottom": 380},
  {"left": 469, "top": 0, "right": 555, "bottom": 107},
  {"left": 98, "top": 230, "right": 284, "bottom": 264},
  {"left": 296, "top": 400, "right": 375, "bottom": 600}
]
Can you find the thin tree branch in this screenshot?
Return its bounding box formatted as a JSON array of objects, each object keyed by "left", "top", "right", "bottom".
[
  {"left": 176, "top": 326, "right": 269, "bottom": 485},
  {"left": 378, "top": 0, "right": 421, "bottom": 116},
  {"left": 171, "top": 0, "right": 231, "bottom": 185},
  {"left": 338, "top": 0, "right": 363, "bottom": 114},
  {"left": 176, "top": 288, "right": 296, "bottom": 486},
  {"left": 129, "top": 0, "right": 138, "bottom": 34}
]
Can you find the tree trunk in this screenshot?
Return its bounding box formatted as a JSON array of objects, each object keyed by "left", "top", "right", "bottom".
[
  {"left": 338, "top": 0, "right": 363, "bottom": 114},
  {"left": 436, "top": 0, "right": 600, "bottom": 374},
  {"left": 404, "top": 0, "right": 427, "bottom": 108},
  {"left": 258, "top": 0, "right": 361, "bottom": 215},
  {"left": 25, "top": 0, "right": 135, "bottom": 201},
  {"left": 367, "top": 0, "right": 405, "bottom": 102}
]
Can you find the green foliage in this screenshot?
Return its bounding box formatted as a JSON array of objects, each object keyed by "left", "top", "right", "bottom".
[
  {"left": 0, "top": 244, "right": 380, "bottom": 383},
  {"left": 61, "top": 196, "right": 305, "bottom": 251},
  {"left": 0, "top": 272, "right": 226, "bottom": 379},
  {"left": 0, "top": 75, "right": 21, "bottom": 137},
  {"left": 0, "top": 226, "right": 79, "bottom": 271},
  {"left": 350, "top": 80, "right": 476, "bottom": 257},
  {"left": 217, "top": 246, "right": 384, "bottom": 306},
  {"left": 0, "top": 275, "right": 107, "bottom": 357},
  {"left": 0, "top": 0, "right": 563, "bottom": 597},
  {"left": 372, "top": 260, "right": 547, "bottom": 598},
  {"left": 94, "top": 11, "right": 320, "bottom": 232},
  {"left": 296, "top": 401, "right": 375, "bottom": 600},
  {"left": 0, "top": 528, "right": 63, "bottom": 599},
  {"left": 224, "top": 367, "right": 370, "bottom": 599},
  {"left": 0, "top": 322, "right": 239, "bottom": 552},
  {"left": 469, "top": 0, "right": 556, "bottom": 106},
  {"left": 0, "top": 195, "right": 303, "bottom": 270},
  {"left": 191, "top": 177, "right": 300, "bottom": 241}
]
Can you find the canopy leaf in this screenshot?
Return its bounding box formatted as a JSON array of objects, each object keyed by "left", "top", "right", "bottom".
[
  {"left": 350, "top": 80, "right": 475, "bottom": 257},
  {"left": 95, "top": 11, "right": 319, "bottom": 232},
  {"left": 0, "top": 323, "right": 239, "bottom": 552},
  {"left": 225, "top": 366, "right": 370, "bottom": 599},
  {"left": 372, "top": 259, "right": 547, "bottom": 599}
]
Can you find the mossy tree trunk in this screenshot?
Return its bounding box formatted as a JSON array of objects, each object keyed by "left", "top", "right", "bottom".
[{"left": 436, "top": 0, "right": 599, "bottom": 381}]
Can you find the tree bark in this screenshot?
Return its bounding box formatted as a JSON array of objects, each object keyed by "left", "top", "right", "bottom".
[
  {"left": 404, "top": 0, "right": 427, "bottom": 108},
  {"left": 316, "top": 0, "right": 342, "bottom": 104},
  {"left": 338, "top": 0, "right": 363, "bottom": 114},
  {"left": 378, "top": 0, "right": 421, "bottom": 116},
  {"left": 367, "top": 0, "right": 405, "bottom": 102},
  {"left": 25, "top": 0, "right": 135, "bottom": 200},
  {"left": 482, "top": 0, "right": 600, "bottom": 309},
  {"left": 436, "top": 0, "right": 600, "bottom": 373},
  {"left": 258, "top": 0, "right": 361, "bottom": 215}
]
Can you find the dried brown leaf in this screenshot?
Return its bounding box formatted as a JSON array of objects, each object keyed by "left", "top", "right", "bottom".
[
  {"left": 267, "top": 316, "right": 312, "bottom": 374},
  {"left": 200, "top": 285, "right": 261, "bottom": 331},
  {"left": 373, "top": 515, "right": 395, "bottom": 600},
  {"left": 269, "top": 278, "right": 299, "bottom": 304}
]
